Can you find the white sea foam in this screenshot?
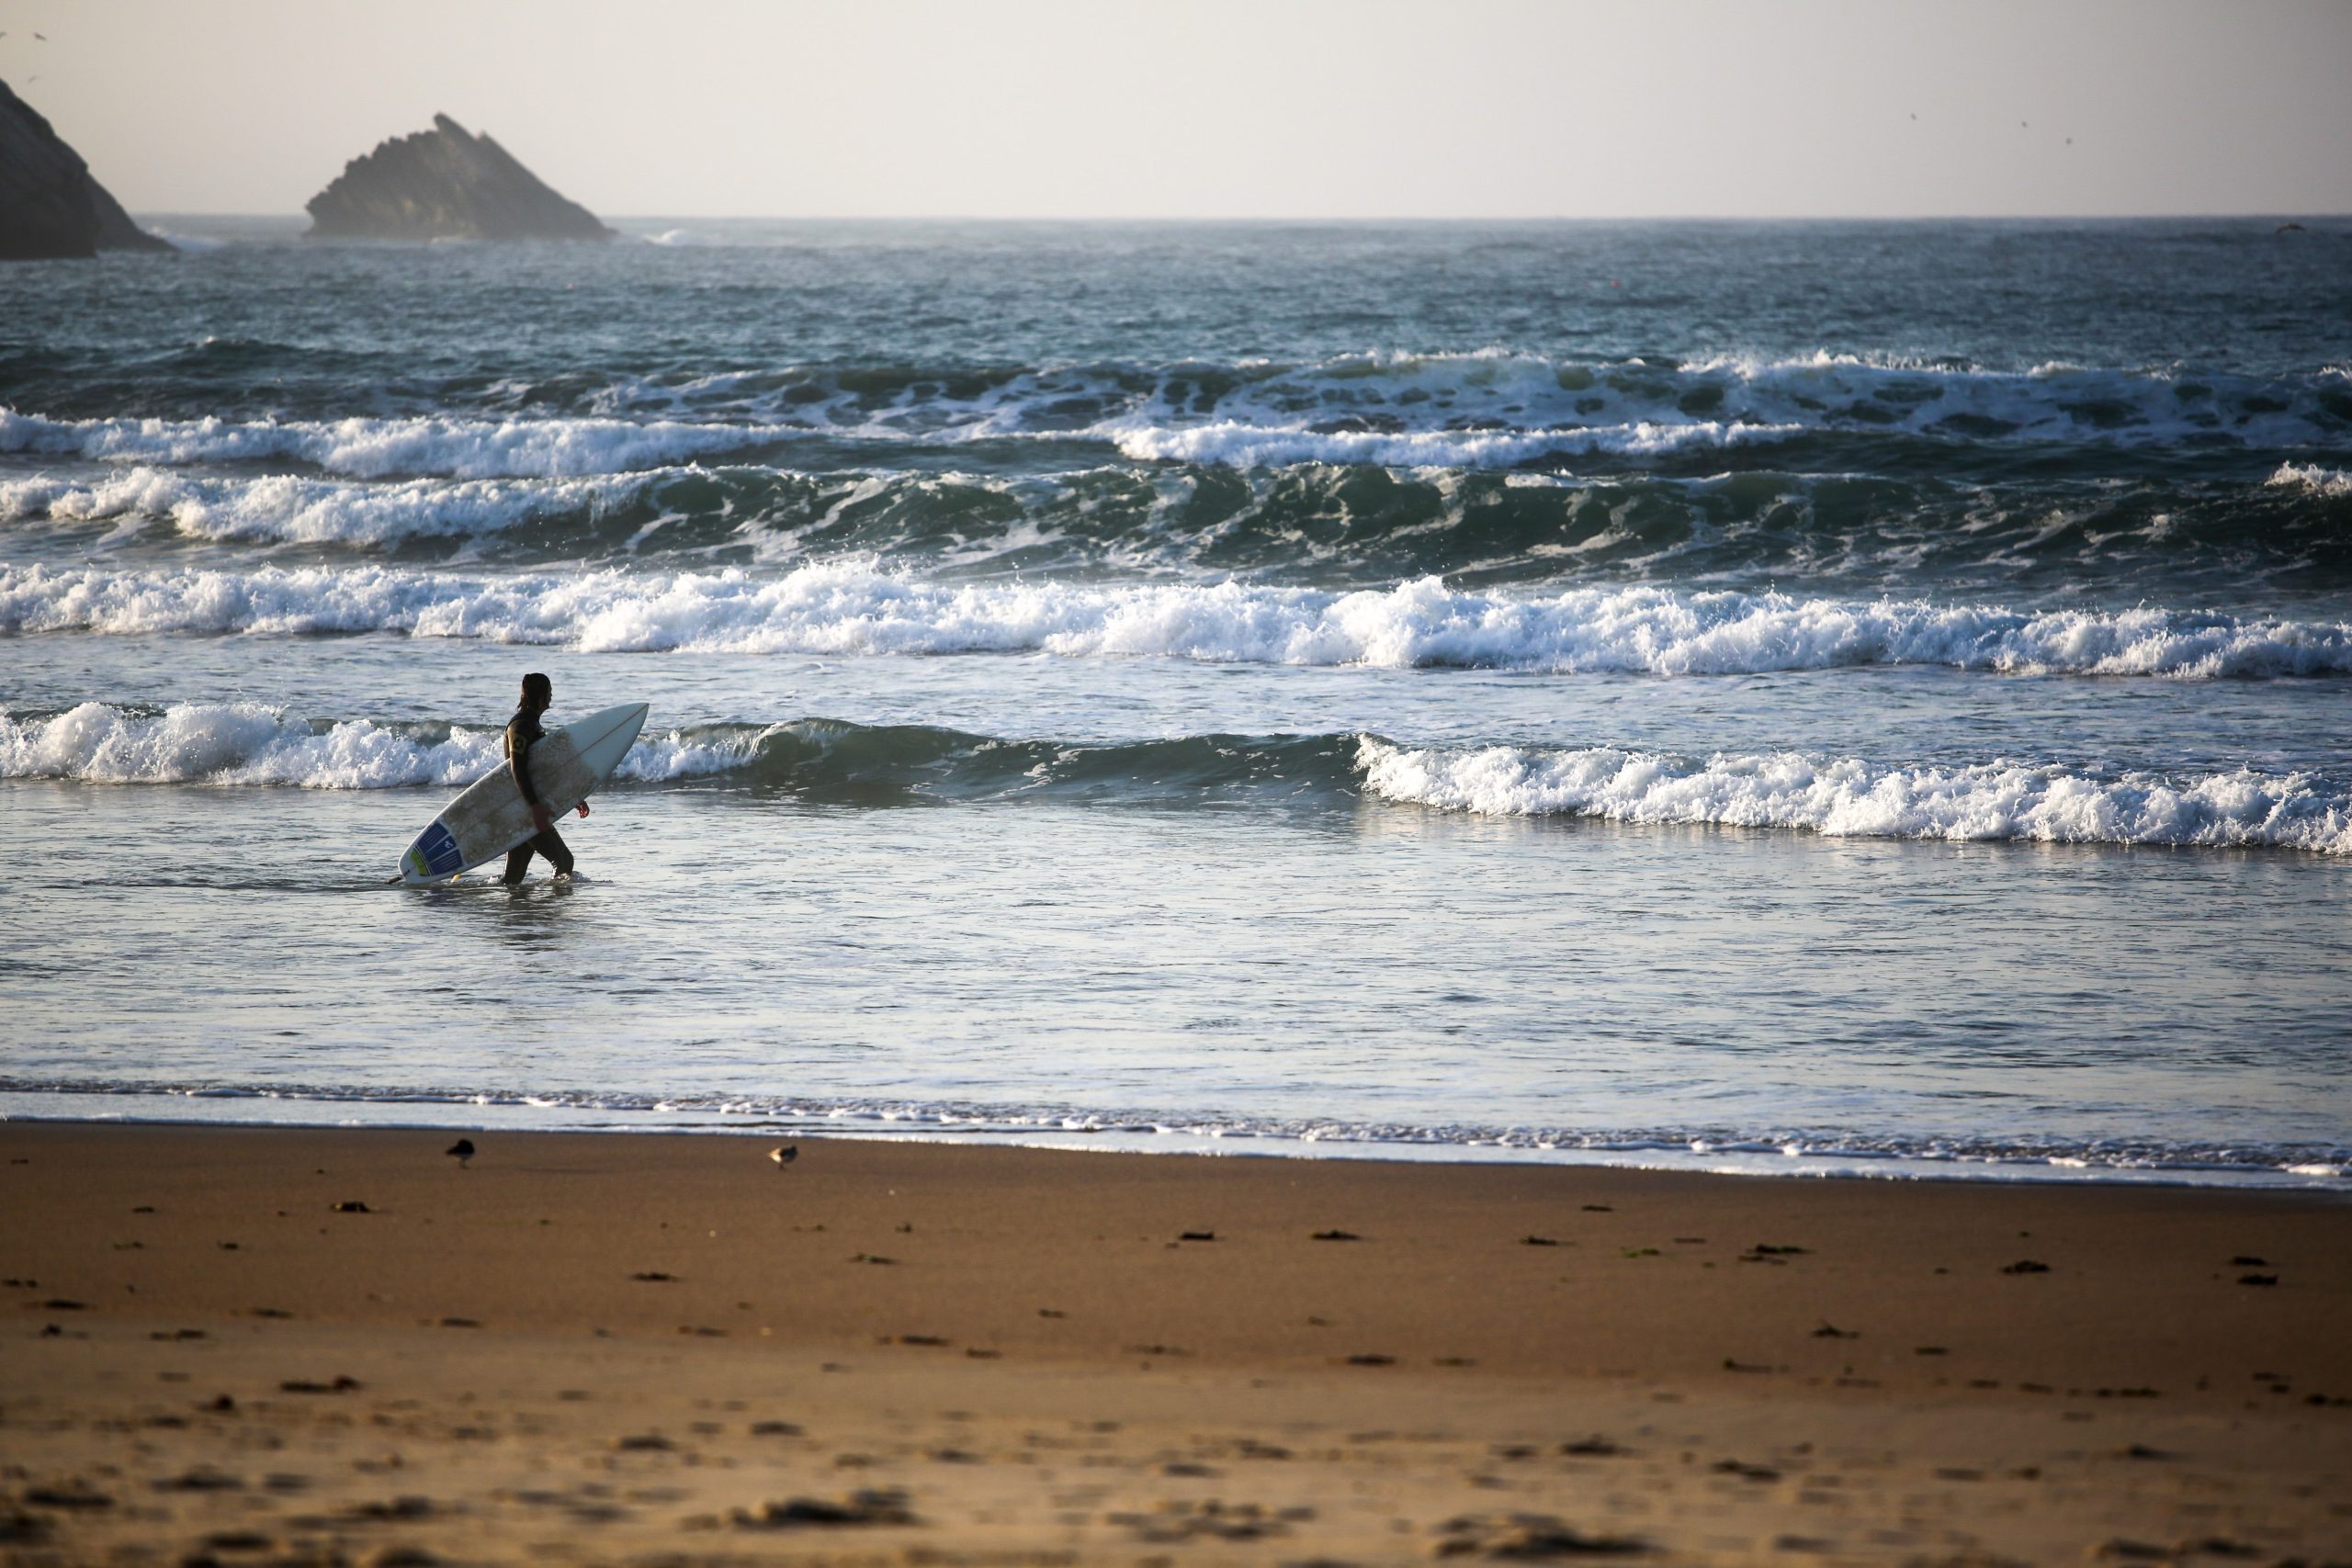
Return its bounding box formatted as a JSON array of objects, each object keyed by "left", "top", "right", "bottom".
[
  {"left": 0, "top": 703, "right": 751, "bottom": 789},
  {"left": 2267, "top": 462, "right": 2352, "bottom": 497},
  {"left": 1358, "top": 739, "right": 2352, "bottom": 855},
  {"left": 6, "top": 350, "right": 2338, "bottom": 482},
  {"left": 147, "top": 227, "right": 228, "bottom": 254},
  {"left": 6, "top": 563, "right": 2349, "bottom": 679},
  {"left": 0, "top": 409, "right": 785, "bottom": 479},
  {"left": 0, "top": 467, "right": 649, "bottom": 545},
  {"left": 0, "top": 703, "right": 500, "bottom": 787},
  {"left": 1105, "top": 418, "right": 1802, "bottom": 468},
  {"left": 949, "top": 350, "right": 2341, "bottom": 456},
  {"left": 12, "top": 704, "right": 2347, "bottom": 859}
]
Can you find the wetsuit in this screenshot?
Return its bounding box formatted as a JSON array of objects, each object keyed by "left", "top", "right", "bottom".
[{"left": 503, "top": 707, "right": 574, "bottom": 884}]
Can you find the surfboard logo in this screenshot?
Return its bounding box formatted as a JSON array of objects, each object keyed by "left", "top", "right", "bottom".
[{"left": 413, "top": 821, "right": 465, "bottom": 878}]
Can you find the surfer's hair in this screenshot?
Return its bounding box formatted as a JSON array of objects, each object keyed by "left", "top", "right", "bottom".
[{"left": 520, "top": 671, "right": 552, "bottom": 703}]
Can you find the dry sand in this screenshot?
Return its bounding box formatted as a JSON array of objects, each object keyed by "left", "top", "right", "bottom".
[{"left": 2, "top": 1122, "right": 2346, "bottom": 1565}]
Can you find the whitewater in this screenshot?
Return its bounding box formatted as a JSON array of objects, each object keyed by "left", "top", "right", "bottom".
[
  {"left": 2, "top": 217, "right": 2346, "bottom": 1185},
  {"left": 6, "top": 564, "right": 2348, "bottom": 679}
]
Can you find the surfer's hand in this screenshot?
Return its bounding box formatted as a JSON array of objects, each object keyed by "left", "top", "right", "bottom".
[
  {"left": 532, "top": 803, "right": 553, "bottom": 832},
  {"left": 575, "top": 802, "right": 591, "bottom": 818}
]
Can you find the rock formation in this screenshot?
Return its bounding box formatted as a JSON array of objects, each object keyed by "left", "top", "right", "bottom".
[
  {"left": 0, "top": 78, "right": 171, "bottom": 260},
  {"left": 306, "top": 114, "right": 612, "bottom": 242}
]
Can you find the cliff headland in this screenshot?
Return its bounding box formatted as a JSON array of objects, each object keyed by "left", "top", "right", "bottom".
[{"left": 0, "top": 78, "right": 171, "bottom": 260}]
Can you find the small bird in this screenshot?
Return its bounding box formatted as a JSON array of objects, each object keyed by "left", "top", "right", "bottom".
[
  {"left": 447, "top": 1138, "right": 476, "bottom": 1168},
  {"left": 34, "top": 31, "right": 47, "bottom": 40},
  {"left": 769, "top": 1145, "right": 797, "bottom": 1169}
]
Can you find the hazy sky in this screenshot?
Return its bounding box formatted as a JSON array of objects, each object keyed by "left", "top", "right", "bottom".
[{"left": 10, "top": 0, "right": 2350, "bottom": 219}]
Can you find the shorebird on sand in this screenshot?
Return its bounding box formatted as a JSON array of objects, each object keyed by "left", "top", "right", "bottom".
[
  {"left": 770, "top": 1145, "right": 797, "bottom": 1169},
  {"left": 447, "top": 1138, "right": 475, "bottom": 1168}
]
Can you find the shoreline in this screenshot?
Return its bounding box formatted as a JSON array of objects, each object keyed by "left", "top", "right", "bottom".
[
  {"left": 5, "top": 1120, "right": 2348, "bottom": 1563},
  {"left": 6, "top": 1100, "right": 2345, "bottom": 1193}
]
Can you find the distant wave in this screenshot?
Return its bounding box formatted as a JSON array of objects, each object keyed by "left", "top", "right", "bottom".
[
  {"left": 6, "top": 352, "right": 2346, "bottom": 479},
  {"left": 1105, "top": 417, "right": 1805, "bottom": 468},
  {"left": 0, "top": 408, "right": 787, "bottom": 480},
  {"left": 6, "top": 561, "right": 2348, "bottom": 679},
  {"left": 1360, "top": 739, "right": 2352, "bottom": 855},
  {"left": 540, "top": 349, "right": 2352, "bottom": 455},
  {"left": 8, "top": 462, "right": 2342, "bottom": 603},
  {"left": 0, "top": 465, "right": 649, "bottom": 546},
  {"left": 7, "top": 703, "right": 2346, "bottom": 855}
]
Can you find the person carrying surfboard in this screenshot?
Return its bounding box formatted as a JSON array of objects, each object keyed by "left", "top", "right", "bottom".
[{"left": 503, "top": 672, "right": 590, "bottom": 886}]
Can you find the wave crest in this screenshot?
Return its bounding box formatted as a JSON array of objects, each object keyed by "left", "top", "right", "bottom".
[
  {"left": 8, "top": 703, "right": 2346, "bottom": 855},
  {"left": 0, "top": 703, "right": 747, "bottom": 789},
  {"left": 0, "top": 408, "right": 782, "bottom": 480},
  {"left": 7, "top": 351, "right": 2346, "bottom": 480},
  {"left": 6, "top": 562, "right": 2347, "bottom": 679},
  {"left": 0, "top": 465, "right": 649, "bottom": 545},
  {"left": 1359, "top": 739, "right": 2352, "bottom": 854}
]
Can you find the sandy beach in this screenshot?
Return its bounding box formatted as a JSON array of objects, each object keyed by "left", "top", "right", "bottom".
[{"left": 4, "top": 1124, "right": 2348, "bottom": 1564}]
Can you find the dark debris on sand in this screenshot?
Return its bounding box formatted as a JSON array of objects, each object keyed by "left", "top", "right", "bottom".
[
  {"left": 730, "top": 1486, "right": 916, "bottom": 1529},
  {"left": 1436, "top": 1510, "right": 1647, "bottom": 1558}
]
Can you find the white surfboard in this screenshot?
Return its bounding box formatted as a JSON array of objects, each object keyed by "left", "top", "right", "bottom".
[{"left": 400, "top": 704, "right": 648, "bottom": 886}]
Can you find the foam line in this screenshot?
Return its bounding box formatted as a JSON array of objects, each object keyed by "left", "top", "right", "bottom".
[
  {"left": 0, "top": 409, "right": 786, "bottom": 479},
  {"left": 0, "top": 703, "right": 749, "bottom": 789},
  {"left": 0, "top": 467, "right": 649, "bottom": 545},
  {"left": 7, "top": 350, "right": 2344, "bottom": 479},
  {"left": 6, "top": 702, "right": 2346, "bottom": 856},
  {"left": 5, "top": 562, "right": 2346, "bottom": 679},
  {"left": 1359, "top": 738, "right": 2352, "bottom": 855}
]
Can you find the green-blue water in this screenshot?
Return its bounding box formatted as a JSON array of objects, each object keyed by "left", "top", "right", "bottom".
[{"left": 3, "top": 218, "right": 2347, "bottom": 1181}]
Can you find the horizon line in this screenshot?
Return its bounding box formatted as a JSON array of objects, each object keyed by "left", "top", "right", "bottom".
[{"left": 132, "top": 210, "right": 2352, "bottom": 225}]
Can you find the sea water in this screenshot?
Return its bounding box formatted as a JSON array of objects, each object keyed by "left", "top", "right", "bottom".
[{"left": 3, "top": 218, "right": 2346, "bottom": 1184}]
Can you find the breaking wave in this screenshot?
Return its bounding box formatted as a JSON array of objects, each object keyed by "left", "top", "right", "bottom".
[
  {"left": 10, "top": 351, "right": 2348, "bottom": 463},
  {"left": 0, "top": 702, "right": 743, "bottom": 790},
  {"left": 2269, "top": 461, "right": 2352, "bottom": 497},
  {"left": 0, "top": 408, "right": 788, "bottom": 480},
  {"left": 7, "top": 461, "right": 2344, "bottom": 602},
  {"left": 0, "top": 465, "right": 650, "bottom": 546},
  {"left": 1363, "top": 739, "right": 2352, "bottom": 855},
  {"left": 7, "top": 703, "right": 2346, "bottom": 855},
  {"left": 5, "top": 561, "right": 2347, "bottom": 678}
]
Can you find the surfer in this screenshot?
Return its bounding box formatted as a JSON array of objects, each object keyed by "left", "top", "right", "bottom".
[{"left": 503, "top": 672, "right": 590, "bottom": 886}]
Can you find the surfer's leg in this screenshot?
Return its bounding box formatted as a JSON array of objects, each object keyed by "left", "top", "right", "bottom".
[
  {"left": 502, "top": 843, "right": 534, "bottom": 886},
  {"left": 536, "top": 829, "right": 575, "bottom": 878}
]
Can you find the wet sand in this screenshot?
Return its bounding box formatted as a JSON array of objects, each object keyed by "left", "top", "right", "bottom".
[{"left": 3, "top": 1122, "right": 2347, "bottom": 1564}]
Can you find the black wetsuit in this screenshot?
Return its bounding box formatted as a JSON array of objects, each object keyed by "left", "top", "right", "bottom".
[{"left": 503, "top": 707, "right": 574, "bottom": 884}]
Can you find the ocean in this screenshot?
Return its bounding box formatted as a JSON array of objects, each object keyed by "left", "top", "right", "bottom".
[{"left": 3, "top": 216, "right": 2346, "bottom": 1185}]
